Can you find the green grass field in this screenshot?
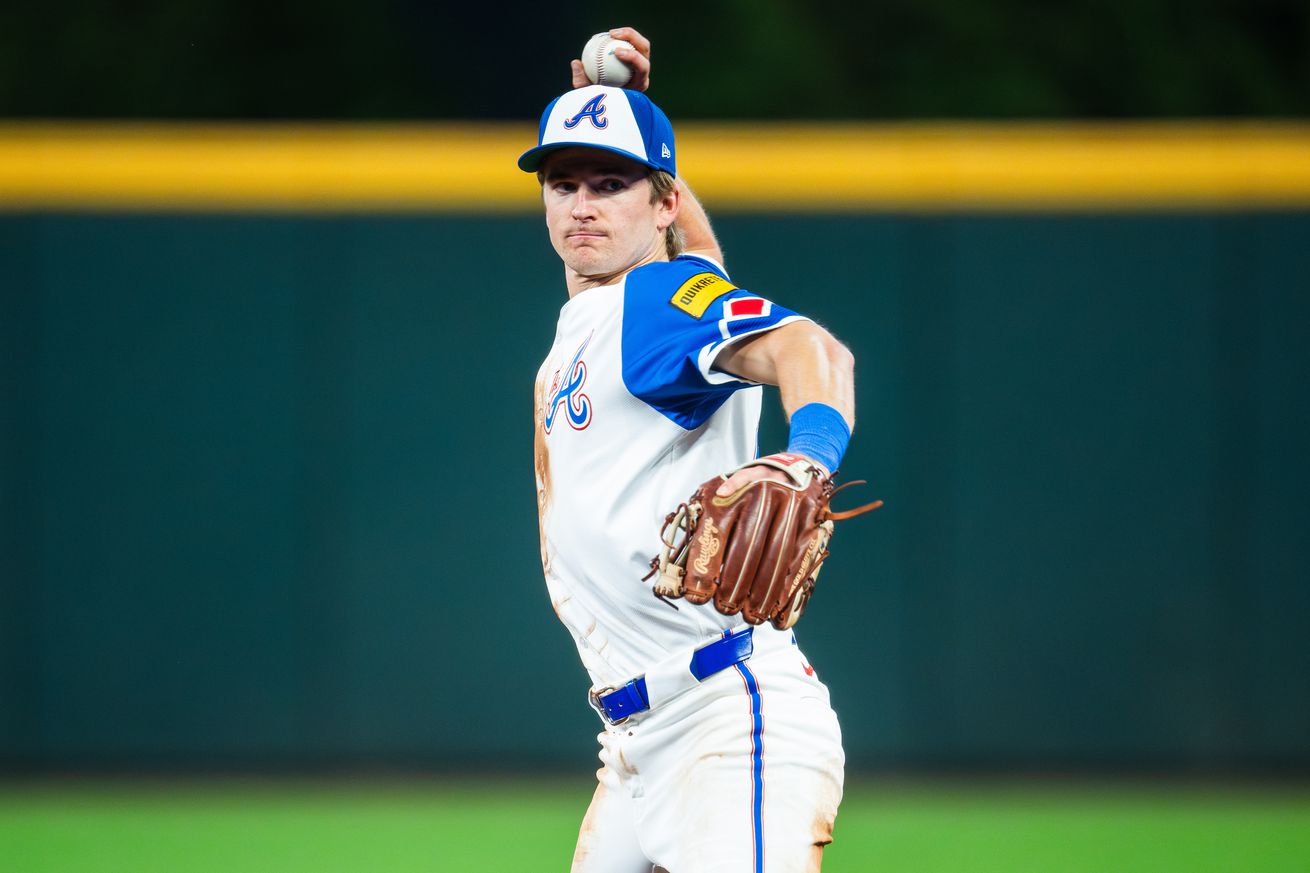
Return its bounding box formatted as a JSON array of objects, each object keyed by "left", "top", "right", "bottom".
[{"left": 2, "top": 777, "right": 1308, "bottom": 872}]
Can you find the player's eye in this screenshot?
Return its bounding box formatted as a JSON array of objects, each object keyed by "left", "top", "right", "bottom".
[{"left": 597, "top": 178, "right": 627, "bottom": 193}]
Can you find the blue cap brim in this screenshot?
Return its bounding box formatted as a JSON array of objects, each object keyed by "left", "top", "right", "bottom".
[{"left": 517, "top": 142, "right": 666, "bottom": 174}]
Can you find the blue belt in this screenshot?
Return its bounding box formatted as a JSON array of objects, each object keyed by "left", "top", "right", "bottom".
[{"left": 589, "top": 628, "right": 755, "bottom": 725}]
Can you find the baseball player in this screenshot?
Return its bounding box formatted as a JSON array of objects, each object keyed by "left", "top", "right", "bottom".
[{"left": 524, "top": 28, "right": 859, "bottom": 872}]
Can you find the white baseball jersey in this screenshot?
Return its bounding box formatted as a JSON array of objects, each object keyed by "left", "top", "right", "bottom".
[{"left": 534, "top": 253, "right": 810, "bottom": 689}]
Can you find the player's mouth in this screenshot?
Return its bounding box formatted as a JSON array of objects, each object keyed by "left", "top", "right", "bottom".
[{"left": 566, "top": 230, "right": 606, "bottom": 241}]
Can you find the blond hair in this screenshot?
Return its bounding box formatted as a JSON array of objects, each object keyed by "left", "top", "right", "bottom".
[{"left": 647, "top": 170, "right": 686, "bottom": 259}]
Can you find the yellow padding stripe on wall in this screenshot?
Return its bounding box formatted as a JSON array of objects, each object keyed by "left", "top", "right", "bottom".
[{"left": 2, "top": 122, "right": 1308, "bottom": 212}]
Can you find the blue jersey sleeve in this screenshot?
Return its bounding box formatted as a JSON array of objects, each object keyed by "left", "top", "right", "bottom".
[{"left": 621, "top": 255, "right": 809, "bottom": 429}]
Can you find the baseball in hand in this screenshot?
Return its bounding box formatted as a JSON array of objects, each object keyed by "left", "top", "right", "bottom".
[{"left": 581, "top": 32, "right": 634, "bottom": 87}]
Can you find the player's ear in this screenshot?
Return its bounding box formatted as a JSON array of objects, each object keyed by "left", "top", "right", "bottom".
[{"left": 654, "top": 178, "right": 680, "bottom": 232}]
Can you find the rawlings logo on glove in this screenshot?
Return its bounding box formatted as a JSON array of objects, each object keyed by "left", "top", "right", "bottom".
[{"left": 644, "top": 453, "right": 882, "bottom": 630}]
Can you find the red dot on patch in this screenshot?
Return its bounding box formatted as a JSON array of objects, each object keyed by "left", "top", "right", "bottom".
[{"left": 802, "top": 662, "right": 816, "bottom": 677}]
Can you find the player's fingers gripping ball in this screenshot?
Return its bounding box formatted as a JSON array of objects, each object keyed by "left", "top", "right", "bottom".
[
  {"left": 581, "top": 32, "right": 635, "bottom": 86},
  {"left": 646, "top": 453, "right": 882, "bottom": 629}
]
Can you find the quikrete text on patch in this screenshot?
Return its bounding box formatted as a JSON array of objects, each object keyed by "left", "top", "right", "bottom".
[{"left": 670, "top": 272, "right": 737, "bottom": 318}]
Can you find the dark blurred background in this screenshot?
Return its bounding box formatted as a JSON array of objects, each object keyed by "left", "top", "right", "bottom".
[
  {"left": 2, "top": 1, "right": 1308, "bottom": 782},
  {"left": 1, "top": 0, "right": 1307, "bottom": 119}
]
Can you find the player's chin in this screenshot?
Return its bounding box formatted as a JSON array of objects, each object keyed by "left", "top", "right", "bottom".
[{"left": 562, "top": 250, "right": 612, "bottom": 275}]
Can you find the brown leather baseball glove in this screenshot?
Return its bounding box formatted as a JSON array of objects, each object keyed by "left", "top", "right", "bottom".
[{"left": 645, "top": 452, "right": 882, "bottom": 630}]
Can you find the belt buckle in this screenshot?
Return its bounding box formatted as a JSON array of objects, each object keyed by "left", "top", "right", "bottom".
[{"left": 588, "top": 685, "right": 628, "bottom": 726}]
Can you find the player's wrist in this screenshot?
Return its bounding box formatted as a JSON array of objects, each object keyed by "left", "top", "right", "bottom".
[
  {"left": 802, "top": 456, "right": 832, "bottom": 479},
  {"left": 785, "top": 403, "right": 850, "bottom": 475}
]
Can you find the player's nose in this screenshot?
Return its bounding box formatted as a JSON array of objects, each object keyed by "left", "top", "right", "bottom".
[{"left": 570, "top": 187, "right": 597, "bottom": 219}]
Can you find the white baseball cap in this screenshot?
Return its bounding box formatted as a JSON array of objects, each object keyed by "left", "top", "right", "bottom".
[{"left": 518, "top": 85, "right": 677, "bottom": 177}]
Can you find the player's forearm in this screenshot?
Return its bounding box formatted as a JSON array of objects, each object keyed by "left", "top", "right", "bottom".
[
  {"left": 675, "top": 178, "right": 723, "bottom": 264},
  {"left": 774, "top": 325, "right": 855, "bottom": 430},
  {"left": 717, "top": 321, "right": 855, "bottom": 429}
]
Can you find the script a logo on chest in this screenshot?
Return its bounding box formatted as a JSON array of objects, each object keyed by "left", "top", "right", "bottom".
[{"left": 541, "top": 331, "right": 595, "bottom": 434}]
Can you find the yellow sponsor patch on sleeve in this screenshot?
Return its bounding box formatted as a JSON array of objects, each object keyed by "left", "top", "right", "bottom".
[{"left": 669, "top": 272, "right": 737, "bottom": 318}]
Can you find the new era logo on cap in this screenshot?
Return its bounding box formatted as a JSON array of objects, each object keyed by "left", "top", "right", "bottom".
[{"left": 518, "top": 85, "right": 677, "bottom": 177}]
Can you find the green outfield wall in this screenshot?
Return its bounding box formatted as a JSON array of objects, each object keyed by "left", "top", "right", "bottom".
[{"left": 2, "top": 212, "right": 1308, "bottom": 771}]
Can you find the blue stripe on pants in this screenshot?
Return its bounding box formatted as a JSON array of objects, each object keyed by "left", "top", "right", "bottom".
[{"left": 734, "top": 659, "right": 765, "bottom": 873}]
